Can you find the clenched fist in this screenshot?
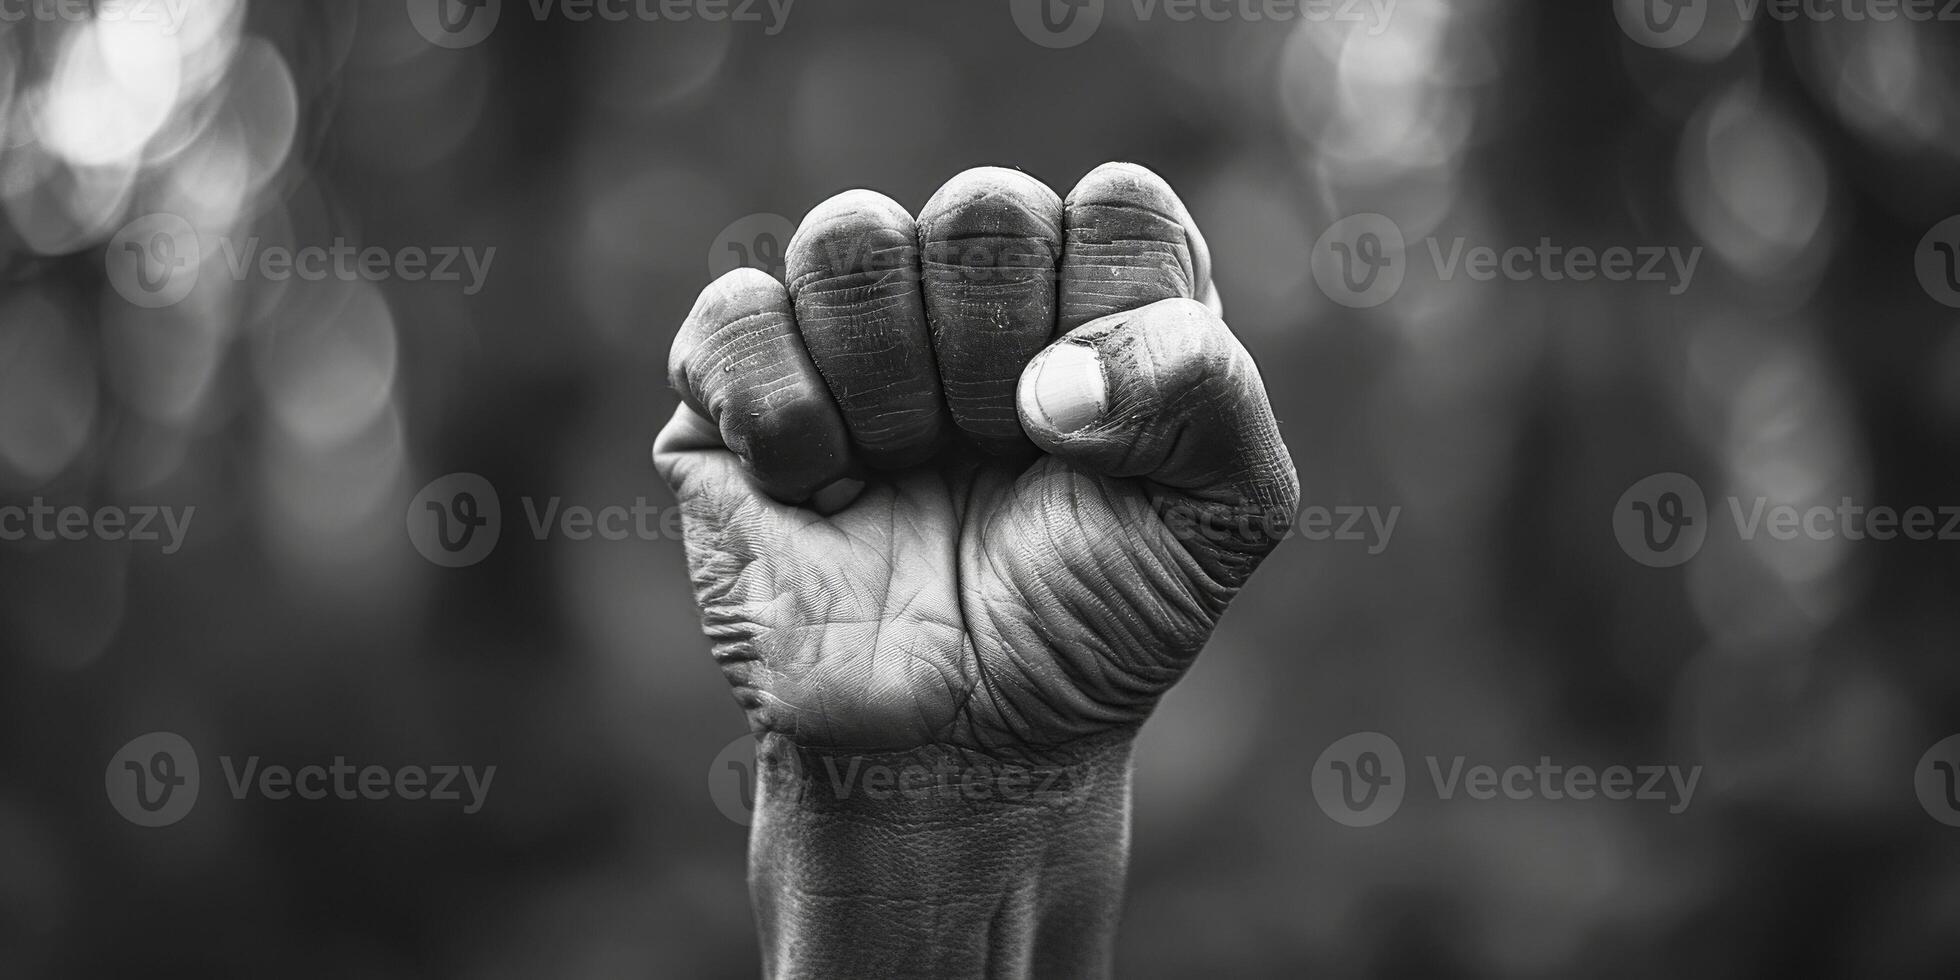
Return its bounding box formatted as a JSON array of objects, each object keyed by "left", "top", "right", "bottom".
[
  {"left": 654, "top": 163, "right": 1297, "bottom": 979},
  {"left": 658, "top": 162, "right": 1296, "bottom": 757}
]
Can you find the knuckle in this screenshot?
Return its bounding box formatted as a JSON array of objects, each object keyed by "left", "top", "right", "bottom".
[
  {"left": 675, "top": 270, "right": 791, "bottom": 387},
  {"left": 700, "top": 267, "right": 789, "bottom": 322},
  {"left": 787, "top": 193, "right": 923, "bottom": 301},
  {"left": 1070, "top": 161, "right": 1174, "bottom": 207},
  {"left": 1064, "top": 162, "right": 1204, "bottom": 300},
  {"left": 789, "top": 191, "right": 916, "bottom": 271},
  {"left": 1136, "top": 299, "right": 1241, "bottom": 389},
  {"left": 1066, "top": 165, "right": 1187, "bottom": 234},
  {"left": 745, "top": 379, "right": 835, "bottom": 442},
  {"left": 802, "top": 188, "right": 910, "bottom": 229},
  {"left": 921, "top": 168, "right": 1062, "bottom": 240},
  {"left": 732, "top": 392, "right": 848, "bottom": 498},
  {"left": 711, "top": 265, "right": 781, "bottom": 295}
]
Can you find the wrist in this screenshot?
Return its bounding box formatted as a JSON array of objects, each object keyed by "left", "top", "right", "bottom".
[{"left": 749, "top": 731, "right": 1136, "bottom": 980}]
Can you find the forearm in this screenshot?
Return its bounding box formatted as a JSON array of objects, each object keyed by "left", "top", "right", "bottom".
[{"left": 748, "top": 733, "right": 1135, "bottom": 980}]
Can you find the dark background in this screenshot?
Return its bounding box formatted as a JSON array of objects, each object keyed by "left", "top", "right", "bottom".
[{"left": 4, "top": 0, "right": 1960, "bottom": 976}]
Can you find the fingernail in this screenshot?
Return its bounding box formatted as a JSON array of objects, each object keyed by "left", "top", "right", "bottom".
[
  {"left": 1022, "top": 343, "right": 1104, "bottom": 434},
  {"left": 810, "top": 478, "right": 865, "bottom": 515}
]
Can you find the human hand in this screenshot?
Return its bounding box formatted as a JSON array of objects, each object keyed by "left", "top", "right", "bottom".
[
  {"left": 655, "top": 162, "right": 1298, "bottom": 979},
  {"left": 656, "top": 163, "right": 1298, "bottom": 763}
]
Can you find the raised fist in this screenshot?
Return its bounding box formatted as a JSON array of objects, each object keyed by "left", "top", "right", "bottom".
[{"left": 655, "top": 163, "right": 1298, "bottom": 764}]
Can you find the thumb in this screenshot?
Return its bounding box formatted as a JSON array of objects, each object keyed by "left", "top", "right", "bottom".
[{"left": 1017, "top": 298, "right": 1300, "bottom": 581}]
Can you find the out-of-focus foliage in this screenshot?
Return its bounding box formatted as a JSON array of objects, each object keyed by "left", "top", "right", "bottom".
[{"left": 3, "top": 1, "right": 1959, "bottom": 976}]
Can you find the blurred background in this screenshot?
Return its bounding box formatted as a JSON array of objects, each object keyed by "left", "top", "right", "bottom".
[{"left": 4, "top": 0, "right": 1960, "bottom": 976}]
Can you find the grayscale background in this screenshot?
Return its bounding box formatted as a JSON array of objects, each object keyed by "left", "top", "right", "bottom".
[{"left": 4, "top": 0, "right": 1960, "bottom": 976}]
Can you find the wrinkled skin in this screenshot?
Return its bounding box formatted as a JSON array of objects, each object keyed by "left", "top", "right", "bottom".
[{"left": 656, "top": 163, "right": 1298, "bottom": 764}]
